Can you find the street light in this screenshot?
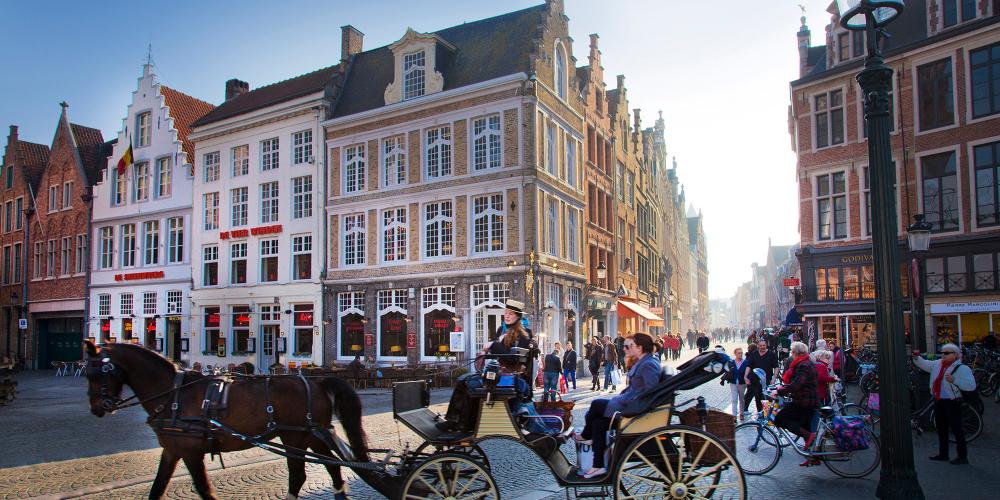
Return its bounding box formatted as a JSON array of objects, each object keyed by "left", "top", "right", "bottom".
[
  {"left": 907, "top": 214, "right": 932, "bottom": 353},
  {"left": 596, "top": 261, "right": 607, "bottom": 288}
]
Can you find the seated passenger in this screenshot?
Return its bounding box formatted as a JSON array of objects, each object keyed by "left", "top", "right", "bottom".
[
  {"left": 577, "top": 332, "right": 661, "bottom": 478},
  {"left": 772, "top": 341, "right": 820, "bottom": 466},
  {"left": 440, "top": 299, "right": 535, "bottom": 432}
]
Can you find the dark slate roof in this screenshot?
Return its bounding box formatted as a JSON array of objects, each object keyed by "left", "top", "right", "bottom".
[
  {"left": 806, "top": 46, "right": 826, "bottom": 73},
  {"left": 17, "top": 140, "right": 50, "bottom": 191},
  {"left": 70, "top": 124, "right": 107, "bottom": 185},
  {"left": 161, "top": 86, "right": 214, "bottom": 164},
  {"left": 768, "top": 245, "right": 794, "bottom": 266},
  {"left": 192, "top": 65, "right": 340, "bottom": 127},
  {"left": 332, "top": 3, "right": 546, "bottom": 118},
  {"left": 687, "top": 216, "right": 701, "bottom": 244}
]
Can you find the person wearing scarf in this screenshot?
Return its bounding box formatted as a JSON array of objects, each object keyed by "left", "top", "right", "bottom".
[
  {"left": 912, "top": 344, "right": 976, "bottom": 465},
  {"left": 773, "top": 341, "right": 820, "bottom": 466}
]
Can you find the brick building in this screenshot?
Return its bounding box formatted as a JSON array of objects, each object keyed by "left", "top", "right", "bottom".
[
  {"left": 0, "top": 126, "right": 49, "bottom": 365},
  {"left": 790, "top": 1, "right": 1000, "bottom": 350},
  {"left": 26, "top": 104, "right": 108, "bottom": 368}
]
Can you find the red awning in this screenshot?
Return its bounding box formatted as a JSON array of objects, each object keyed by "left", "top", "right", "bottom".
[{"left": 618, "top": 300, "right": 665, "bottom": 327}]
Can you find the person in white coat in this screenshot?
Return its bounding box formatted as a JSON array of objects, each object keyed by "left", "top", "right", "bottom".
[{"left": 911, "top": 343, "right": 976, "bottom": 465}]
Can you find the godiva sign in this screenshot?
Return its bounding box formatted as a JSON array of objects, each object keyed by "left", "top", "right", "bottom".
[{"left": 840, "top": 254, "right": 873, "bottom": 264}]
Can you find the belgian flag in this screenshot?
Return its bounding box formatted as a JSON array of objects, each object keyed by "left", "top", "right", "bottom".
[{"left": 116, "top": 138, "right": 133, "bottom": 176}]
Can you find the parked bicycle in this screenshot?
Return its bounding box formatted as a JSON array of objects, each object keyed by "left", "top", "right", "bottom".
[{"left": 910, "top": 385, "right": 983, "bottom": 443}]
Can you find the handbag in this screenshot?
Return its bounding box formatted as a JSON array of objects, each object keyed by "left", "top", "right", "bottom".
[
  {"left": 536, "top": 392, "right": 575, "bottom": 432},
  {"left": 610, "top": 368, "right": 623, "bottom": 386}
]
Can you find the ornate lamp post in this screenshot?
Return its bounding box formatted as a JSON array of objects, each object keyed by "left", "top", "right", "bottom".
[
  {"left": 907, "top": 214, "right": 932, "bottom": 353},
  {"left": 836, "top": 1, "right": 924, "bottom": 498},
  {"left": 596, "top": 261, "right": 607, "bottom": 289}
]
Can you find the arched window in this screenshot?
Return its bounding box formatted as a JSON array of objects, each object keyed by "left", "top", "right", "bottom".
[{"left": 554, "top": 42, "right": 567, "bottom": 99}]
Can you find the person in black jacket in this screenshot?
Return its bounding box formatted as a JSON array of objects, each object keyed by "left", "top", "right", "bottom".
[
  {"left": 588, "top": 337, "right": 604, "bottom": 390},
  {"left": 562, "top": 342, "right": 578, "bottom": 391},
  {"left": 696, "top": 332, "right": 710, "bottom": 353},
  {"left": 543, "top": 344, "right": 563, "bottom": 401}
]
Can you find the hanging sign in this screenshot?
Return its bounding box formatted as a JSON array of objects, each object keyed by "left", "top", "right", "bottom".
[
  {"left": 407, "top": 333, "right": 417, "bottom": 349},
  {"left": 364, "top": 333, "right": 374, "bottom": 347}
]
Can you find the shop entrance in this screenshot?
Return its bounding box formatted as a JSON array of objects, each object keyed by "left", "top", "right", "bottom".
[
  {"left": 38, "top": 317, "right": 83, "bottom": 367},
  {"left": 166, "top": 318, "right": 181, "bottom": 362}
]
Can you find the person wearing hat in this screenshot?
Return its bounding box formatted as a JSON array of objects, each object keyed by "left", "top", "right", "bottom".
[{"left": 912, "top": 344, "right": 976, "bottom": 465}]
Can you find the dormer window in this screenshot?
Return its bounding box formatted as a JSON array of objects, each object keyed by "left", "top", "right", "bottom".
[
  {"left": 403, "top": 51, "right": 426, "bottom": 100},
  {"left": 943, "top": 0, "right": 977, "bottom": 29}
]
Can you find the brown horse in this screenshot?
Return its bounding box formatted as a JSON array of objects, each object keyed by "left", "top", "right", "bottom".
[{"left": 82, "top": 341, "right": 368, "bottom": 499}]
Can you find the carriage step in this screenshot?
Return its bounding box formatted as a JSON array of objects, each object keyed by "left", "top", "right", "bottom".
[{"left": 571, "top": 486, "right": 611, "bottom": 498}]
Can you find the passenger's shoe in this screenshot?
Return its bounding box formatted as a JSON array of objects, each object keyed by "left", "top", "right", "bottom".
[
  {"left": 950, "top": 458, "right": 968, "bottom": 465},
  {"left": 581, "top": 467, "right": 607, "bottom": 478},
  {"left": 928, "top": 455, "right": 949, "bottom": 461}
]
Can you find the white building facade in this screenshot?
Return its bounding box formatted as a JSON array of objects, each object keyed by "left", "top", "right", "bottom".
[
  {"left": 88, "top": 64, "right": 212, "bottom": 363},
  {"left": 187, "top": 72, "right": 335, "bottom": 371}
]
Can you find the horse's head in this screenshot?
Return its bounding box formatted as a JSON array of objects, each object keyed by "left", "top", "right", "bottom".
[{"left": 83, "top": 340, "right": 125, "bottom": 417}]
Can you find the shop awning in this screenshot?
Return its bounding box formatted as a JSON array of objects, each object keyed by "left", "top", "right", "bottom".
[{"left": 618, "top": 300, "right": 665, "bottom": 327}]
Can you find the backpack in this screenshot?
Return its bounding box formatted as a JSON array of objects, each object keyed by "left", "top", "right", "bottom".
[
  {"left": 949, "top": 363, "right": 983, "bottom": 414},
  {"left": 831, "top": 415, "right": 870, "bottom": 451}
]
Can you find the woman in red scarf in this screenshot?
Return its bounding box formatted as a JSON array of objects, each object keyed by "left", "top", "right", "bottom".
[{"left": 774, "top": 342, "right": 820, "bottom": 465}]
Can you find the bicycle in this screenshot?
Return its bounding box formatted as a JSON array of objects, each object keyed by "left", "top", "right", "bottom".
[
  {"left": 910, "top": 394, "right": 982, "bottom": 443},
  {"left": 733, "top": 392, "right": 880, "bottom": 478}
]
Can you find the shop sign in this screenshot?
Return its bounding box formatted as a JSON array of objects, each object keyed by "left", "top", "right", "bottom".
[
  {"left": 783, "top": 278, "right": 800, "bottom": 287},
  {"left": 840, "top": 254, "right": 873, "bottom": 264},
  {"left": 114, "top": 271, "right": 165, "bottom": 281},
  {"left": 648, "top": 307, "right": 664, "bottom": 316},
  {"left": 407, "top": 333, "right": 417, "bottom": 349},
  {"left": 586, "top": 297, "right": 613, "bottom": 311},
  {"left": 18, "top": 319, "right": 27, "bottom": 329},
  {"left": 450, "top": 331, "right": 465, "bottom": 353},
  {"left": 220, "top": 224, "right": 283, "bottom": 240},
  {"left": 364, "top": 333, "right": 374, "bottom": 347},
  {"left": 929, "top": 301, "right": 1000, "bottom": 314}
]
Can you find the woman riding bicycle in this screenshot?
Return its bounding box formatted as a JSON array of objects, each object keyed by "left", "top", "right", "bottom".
[{"left": 772, "top": 341, "right": 820, "bottom": 466}]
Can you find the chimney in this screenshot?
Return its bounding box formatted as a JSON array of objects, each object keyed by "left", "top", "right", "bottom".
[
  {"left": 225, "top": 79, "right": 249, "bottom": 101},
  {"left": 341, "top": 25, "right": 364, "bottom": 66},
  {"left": 616, "top": 74, "right": 625, "bottom": 91},
  {"left": 9, "top": 125, "right": 17, "bottom": 143},
  {"left": 633, "top": 109, "right": 641, "bottom": 131},
  {"left": 797, "top": 15, "right": 812, "bottom": 77}
]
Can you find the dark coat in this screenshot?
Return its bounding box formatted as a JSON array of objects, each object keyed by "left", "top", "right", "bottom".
[
  {"left": 562, "top": 349, "right": 577, "bottom": 373},
  {"left": 588, "top": 344, "right": 604, "bottom": 370}
]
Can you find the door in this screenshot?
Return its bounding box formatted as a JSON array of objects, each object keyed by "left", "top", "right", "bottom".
[
  {"left": 166, "top": 318, "right": 181, "bottom": 362},
  {"left": 475, "top": 308, "right": 504, "bottom": 353},
  {"left": 39, "top": 318, "right": 83, "bottom": 367},
  {"left": 259, "top": 325, "right": 279, "bottom": 372}
]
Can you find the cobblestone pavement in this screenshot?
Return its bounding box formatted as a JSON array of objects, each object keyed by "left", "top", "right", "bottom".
[{"left": 2, "top": 342, "right": 997, "bottom": 499}]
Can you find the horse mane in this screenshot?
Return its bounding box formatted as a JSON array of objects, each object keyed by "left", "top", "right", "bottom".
[{"left": 107, "top": 343, "right": 179, "bottom": 376}]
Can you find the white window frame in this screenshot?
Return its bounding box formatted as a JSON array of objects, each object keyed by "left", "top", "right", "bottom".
[
  {"left": 156, "top": 157, "right": 171, "bottom": 197},
  {"left": 231, "top": 145, "right": 249, "bottom": 177},
  {"left": 136, "top": 111, "right": 151, "bottom": 148},
  {"left": 143, "top": 291, "right": 157, "bottom": 316},
  {"left": 202, "top": 245, "right": 219, "bottom": 286},
  {"left": 382, "top": 136, "right": 406, "bottom": 187},
  {"left": 260, "top": 182, "right": 279, "bottom": 223},
  {"left": 471, "top": 193, "right": 504, "bottom": 255},
  {"left": 99, "top": 227, "right": 114, "bottom": 270},
  {"left": 554, "top": 41, "right": 567, "bottom": 100},
  {"left": 403, "top": 50, "right": 426, "bottom": 101},
  {"left": 343, "top": 213, "right": 366, "bottom": 267},
  {"left": 260, "top": 238, "right": 279, "bottom": 283},
  {"left": 292, "top": 176, "right": 312, "bottom": 219},
  {"left": 46, "top": 239, "right": 56, "bottom": 277},
  {"left": 120, "top": 223, "right": 136, "bottom": 268},
  {"left": 114, "top": 168, "right": 127, "bottom": 206},
  {"left": 230, "top": 241, "right": 247, "bottom": 284},
  {"left": 98, "top": 293, "right": 111, "bottom": 317},
  {"left": 143, "top": 220, "right": 159, "bottom": 266},
  {"left": 260, "top": 137, "right": 279, "bottom": 171},
  {"left": 472, "top": 114, "right": 501, "bottom": 171},
  {"left": 231, "top": 187, "right": 248, "bottom": 227},
  {"left": 565, "top": 136, "right": 577, "bottom": 188},
  {"left": 166, "top": 290, "right": 183, "bottom": 315},
  {"left": 344, "top": 144, "right": 366, "bottom": 194},
  {"left": 567, "top": 207, "right": 579, "bottom": 263},
  {"left": 62, "top": 181, "right": 73, "bottom": 209},
  {"left": 203, "top": 151, "right": 220, "bottom": 182},
  {"left": 423, "top": 200, "right": 453, "bottom": 259},
  {"left": 546, "top": 122, "right": 557, "bottom": 176},
  {"left": 33, "top": 241, "right": 42, "bottom": 278},
  {"left": 133, "top": 162, "right": 150, "bottom": 202},
  {"left": 814, "top": 170, "right": 849, "bottom": 241},
  {"left": 292, "top": 234, "right": 312, "bottom": 281},
  {"left": 167, "top": 217, "right": 183, "bottom": 264},
  {"left": 376, "top": 288, "right": 408, "bottom": 360},
  {"left": 75, "top": 234, "right": 86, "bottom": 273},
  {"left": 546, "top": 197, "right": 559, "bottom": 256},
  {"left": 48, "top": 185, "right": 58, "bottom": 212},
  {"left": 381, "top": 207, "right": 408, "bottom": 264},
  {"left": 60, "top": 236, "right": 71, "bottom": 276},
  {"left": 425, "top": 126, "right": 452, "bottom": 180},
  {"left": 203, "top": 192, "right": 219, "bottom": 230},
  {"left": 120, "top": 292, "right": 134, "bottom": 316},
  {"left": 812, "top": 88, "right": 845, "bottom": 150},
  {"left": 292, "top": 130, "right": 313, "bottom": 165}
]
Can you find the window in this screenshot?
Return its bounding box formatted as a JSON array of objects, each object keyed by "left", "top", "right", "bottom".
[
  {"left": 100, "top": 227, "right": 114, "bottom": 269},
  {"left": 114, "top": 169, "right": 127, "bottom": 205},
  {"left": 627, "top": 171, "right": 635, "bottom": 206},
  {"left": 203, "top": 245, "right": 218, "bottom": 286},
  {"left": 403, "top": 50, "right": 426, "bottom": 100},
  {"left": 260, "top": 239, "right": 278, "bottom": 282},
  {"left": 230, "top": 305, "right": 252, "bottom": 353},
  {"left": 2, "top": 246, "right": 9, "bottom": 285},
  {"left": 424, "top": 201, "right": 453, "bottom": 258},
  {"left": 260, "top": 138, "right": 279, "bottom": 171},
  {"left": 156, "top": 157, "right": 171, "bottom": 197},
  {"left": 473, "top": 194, "right": 504, "bottom": 253},
  {"left": 143, "top": 221, "right": 159, "bottom": 265},
  {"left": 838, "top": 32, "right": 850, "bottom": 62},
  {"left": 292, "top": 130, "right": 313, "bottom": 165},
  {"left": 344, "top": 144, "right": 366, "bottom": 193},
  {"left": 344, "top": 214, "right": 366, "bottom": 266},
  {"left": 292, "top": 176, "right": 312, "bottom": 219},
  {"left": 616, "top": 163, "right": 625, "bottom": 200},
  {"left": 422, "top": 286, "right": 456, "bottom": 358},
  {"left": 14, "top": 197, "right": 22, "bottom": 230},
  {"left": 120, "top": 293, "right": 134, "bottom": 321},
  {"left": 203, "top": 151, "right": 220, "bottom": 182},
  {"left": 471, "top": 282, "right": 511, "bottom": 352},
  {"left": 98, "top": 294, "right": 111, "bottom": 317},
  {"left": 546, "top": 123, "right": 557, "bottom": 176},
  {"left": 293, "top": 234, "right": 312, "bottom": 280},
  {"left": 917, "top": 58, "right": 954, "bottom": 131},
  {"left": 815, "top": 268, "right": 840, "bottom": 301},
  {"left": 33, "top": 241, "right": 41, "bottom": 278},
  {"left": 555, "top": 43, "right": 567, "bottom": 99},
  {"left": 260, "top": 182, "right": 279, "bottom": 223},
  {"left": 970, "top": 42, "right": 1000, "bottom": 119},
  {"left": 133, "top": 162, "right": 149, "bottom": 201},
  {"left": 816, "top": 172, "right": 847, "bottom": 240},
  {"left": 842, "top": 267, "right": 860, "bottom": 300},
  {"left": 814, "top": 90, "right": 844, "bottom": 148},
  {"left": 921, "top": 151, "right": 960, "bottom": 232},
  {"left": 565, "top": 137, "right": 577, "bottom": 188},
  {"left": 973, "top": 253, "right": 996, "bottom": 290},
  {"left": 12, "top": 242, "right": 21, "bottom": 283},
  {"left": 3, "top": 201, "right": 10, "bottom": 232},
  {"left": 546, "top": 198, "right": 559, "bottom": 256},
  {"left": 852, "top": 31, "right": 865, "bottom": 58},
  {"left": 203, "top": 192, "right": 219, "bottom": 230},
  {"left": 167, "top": 217, "right": 183, "bottom": 263},
  {"left": 294, "top": 304, "right": 314, "bottom": 355},
  {"left": 231, "top": 187, "right": 248, "bottom": 227},
  {"left": 926, "top": 256, "right": 968, "bottom": 293},
  {"left": 425, "top": 126, "right": 452, "bottom": 179},
  {"left": 942, "top": 0, "right": 977, "bottom": 28},
  {"left": 382, "top": 207, "right": 407, "bottom": 263},
  {"left": 618, "top": 218, "right": 626, "bottom": 269},
  {"left": 143, "top": 291, "right": 157, "bottom": 316},
  {"left": 472, "top": 115, "right": 501, "bottom": 171},
  {"left": 638, "top": 254, "right": 649, "bottom": 291},
  {"left": 4, "top": 165, "right": 11, "bottom": 189},
  {"left": 75, "top": 235, "right": 86, "bottom": 273},
  {"left": 339, "top": 292, "right": 366, "bottom": 358},
  {"left": 63, "top": 181, "right": 73, "bottom": 208},
  {"left": 136, "top": 112, "right": 151, "bottom": 147},
  {"left": 974, "top": 141, "right": 1000, "bottom": 227},
  {"left": 119, "top": 223, "right": 135, "bottom": 268},
  {"left": 204, "top": 306, "right": 221, "bottom": 353},
  {"left": 231, "top": 145, "right": 249, "bottom": 177},
  {"left": 567, "top": 208, "right": 578, "bottom": 263},
  {"left": 383, "top": 136, "right": 406, "bottom": 186},
  {"left": 48, "top": 185, "right": 58, "bottom": 212},
  {"left": 378, "top": 289, "right": 408, "bottom": 357},
  {"left": 167, "top": 290, "right": 182, "bottom": 314},
  {"left": 230, "top": 242, "right": 247, "bottom": 284}
]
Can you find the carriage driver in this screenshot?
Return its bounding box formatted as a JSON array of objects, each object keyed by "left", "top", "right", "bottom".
[{"left": 439, "top": 299, "right": 537, "bottom": 432}]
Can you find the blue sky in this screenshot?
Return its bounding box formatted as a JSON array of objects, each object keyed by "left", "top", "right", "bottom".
[{"left": 1, "top": 0, "right": 837, "bottom": 301}]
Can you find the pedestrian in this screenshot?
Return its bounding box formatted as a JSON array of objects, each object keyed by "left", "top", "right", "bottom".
[
  {"left": 722, "top": 346, "right": 748, "bottom": 421},
  {"left": 983, "top": 331, "right": 997, "bottom": 351},
  {"left": 603, "top": 335, "right": 619, "bottom": 392},
  {"left": 811, "top": 349, "right": 838, "bottom": 406},
  {"left": 773, "top": 341, "right": 821, "bottom": 466},
  {"left": 562, "top": 341, "right": 578, "bottom": 391},
  {"left": 615, "top": 332, "right": 627, "bottom": 370},
  {"left": 588, "top": 337, "right": 603, "bottom": 391},
  {"left": 912, "top": 344, "right": 976, "bottom": 465},
  {"left": 744, "top": 339, "right": 779, "bottom": 416},
  {"left": 687, "top": 329, "right": 696, "bottom": 350},
  {"left": 696, "top": 332, "right": 710, "bottom": 353},
  {"left": 543, "top": 343, "right": 562, "bottom": 402}
]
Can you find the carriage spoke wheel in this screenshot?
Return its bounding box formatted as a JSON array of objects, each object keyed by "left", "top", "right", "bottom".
[
  {"left": 614, "top": 425, "right": 746, "bottom": 500},
  {"left": 401, "top": 452, "right": 499, "bottom": 500}
]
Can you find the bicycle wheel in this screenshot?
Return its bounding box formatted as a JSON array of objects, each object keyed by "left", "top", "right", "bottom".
[
  {"left": 956, "top": 404, "right": 982, "bottom": 443},
  {"left": 974, "top": 369, "right": 992, "bottom": 396},
  {"left": 821, "top": 428, "right": 880, "bottom": 478},
  {"left": 841, "top": 403, "right": 880, "bottom": 436},
  {"left": 994, "top": 383, "right": 1000, "bottom": 404},
  {"left": 733, "top": 423, "right": 781, "bottom": 475}
]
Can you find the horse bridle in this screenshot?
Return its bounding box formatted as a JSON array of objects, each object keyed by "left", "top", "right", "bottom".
[{"left": 86, "top": 357, "right": 136, "bottom": 413}]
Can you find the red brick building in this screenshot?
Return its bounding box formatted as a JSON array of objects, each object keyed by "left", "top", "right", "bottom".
[
  {"left": 0, "top": 126, "right": 49, "bottom": 365},
  {"left": 790, "top": 1, "right": 1000, "bottom": 350},
  {"left": 24, "top": 104, "right": 109, "bottom": 368}
]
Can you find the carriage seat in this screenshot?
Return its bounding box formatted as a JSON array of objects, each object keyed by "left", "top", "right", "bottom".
[{"left": 619, "top": 352, "right": 727, "bottom": 418}]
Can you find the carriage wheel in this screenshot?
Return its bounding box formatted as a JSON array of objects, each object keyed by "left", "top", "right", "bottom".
[
  {"left": 413, "top": 442, "right": 491, "bottom": 470},
  {"left": 401, "top": 452, "right": 499, "bottom": 500},
  {"left": 614, "top": 425, "right": 746, "bottom": 500}
]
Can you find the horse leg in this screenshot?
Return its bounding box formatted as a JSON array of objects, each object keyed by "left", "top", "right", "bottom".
[
  {"left": 182, "top": 455, "right": 217, "bottom": 500},
  {"left": 148, "top": 450, "right": 179, "bottom": 499},
  {"left": 310, "top": 436, "right": 348, "bottom": 500},
  {"left": 283, "top": 434, "right": 309, "bottom": 499}
]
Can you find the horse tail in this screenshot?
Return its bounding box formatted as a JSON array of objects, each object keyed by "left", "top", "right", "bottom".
[{"left": 321, "top": 376, "right": 369, "bottom": 462}]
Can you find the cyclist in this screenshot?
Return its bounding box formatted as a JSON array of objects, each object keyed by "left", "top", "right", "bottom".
[
  {"left": 773, "top": 341, "right": 820, "bottom": 466},
  {"left": 911, "top": 344, "right": 976, "bottom": 465}
]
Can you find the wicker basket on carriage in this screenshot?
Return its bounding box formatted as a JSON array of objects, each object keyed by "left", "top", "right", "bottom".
[{"left": 678, "top": 407, "right": 736, "bottom": 462}]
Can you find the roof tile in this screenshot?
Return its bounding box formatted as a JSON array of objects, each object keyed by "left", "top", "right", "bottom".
[
  {"left": 192, "top": 65, "right": 340, "bottom": 127},
  {"left": 70, "top": 123, "right": 106, "bottom": 185},
  {"left": 160, "top": 86, "right": 214, "bottom": 164}
]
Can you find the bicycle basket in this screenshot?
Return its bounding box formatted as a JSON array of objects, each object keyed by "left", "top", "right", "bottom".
[{"left": 831, "top": 415, "right": 870, "bottom": 451}]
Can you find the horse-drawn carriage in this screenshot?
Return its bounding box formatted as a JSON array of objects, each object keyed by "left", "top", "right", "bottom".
[{"left": 83, "top": 341, "right": 744, "bottom": 499}]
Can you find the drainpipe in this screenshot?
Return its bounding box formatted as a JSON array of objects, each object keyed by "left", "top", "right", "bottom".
[
  {"left": 20, "top": 204, "right": 32, "bottom": 368},
  {"left": 81, "top": 186, "right": 94, "bottom": 353}
]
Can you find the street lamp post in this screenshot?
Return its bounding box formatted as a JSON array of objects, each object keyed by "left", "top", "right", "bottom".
[
  {"left": 836, "top": 1, "right": 924, "bottom": 499},
  {"left": 907, "top": 214, "right": 932, "bottom": 353}
]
